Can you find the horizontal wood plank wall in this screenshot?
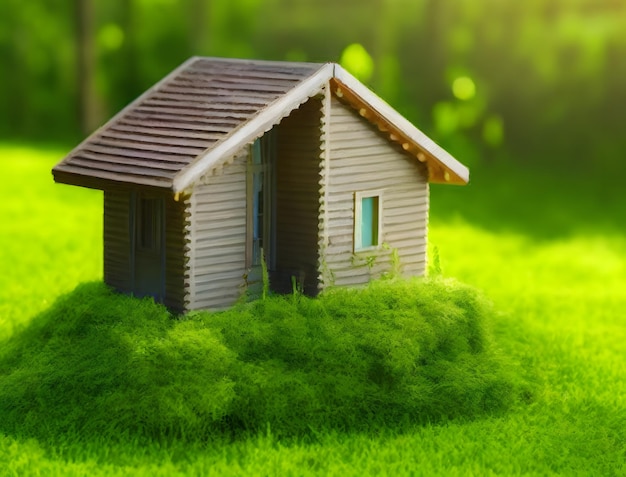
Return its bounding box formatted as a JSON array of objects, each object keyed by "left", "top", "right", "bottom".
[
  {"left": 274, "top": 96, "right": 322, "bottom": 294},
  {"left": 105, "top": 188, "right": 187, "bottom": 312},
  {"left": 164, "top": 196, "right": 186, "bottom": 312},
  {"left": 187, "top": 150, "right": 248, "bottom": 310},
  {"left": 103, "top": 189, "right": 132, "bottom": 292},
  {"left": 324, "top": 98, "right": 429, "bottom": 287}
]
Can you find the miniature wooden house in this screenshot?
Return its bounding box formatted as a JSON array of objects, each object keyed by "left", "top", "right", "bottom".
[{"left": 53, "top": 57, "right": 469, "bottom": 312}]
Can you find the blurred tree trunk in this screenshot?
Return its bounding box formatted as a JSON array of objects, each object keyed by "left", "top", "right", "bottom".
[
  {"left": 372, "top": 0, "right": 390, "bottom": 86},
  {"left": 189, "top": 0, "right": 209, "bottom": 54},
  {"left": 121, "top": 0, "right": 142, "bottom": 103},
  {"left": 413, "top": 0, "right": 448, "bottom": 113},
  {"left": 372, "top": 0, "right": 398, "bottom": 103},
  {"left": 75, "top": 0, "right": 98, "bottom": 135}
]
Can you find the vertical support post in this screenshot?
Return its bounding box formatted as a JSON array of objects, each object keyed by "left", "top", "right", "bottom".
[{"left": 317, "top": 84, "right": 332, "bottom": 290}]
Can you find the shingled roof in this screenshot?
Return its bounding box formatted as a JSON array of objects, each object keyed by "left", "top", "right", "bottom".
[{"left": 53, "top": 57, "right": 469, "bottom": 192}]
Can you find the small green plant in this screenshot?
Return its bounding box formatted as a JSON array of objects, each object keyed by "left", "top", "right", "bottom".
[
  {"left": 364, "top": 254, "right": 377, "bottom": 269},
  {"left": 319, "top": 256, "right": 336, "bottom": 288},
  {"left": 261, "top": 248, "right": 270, "bottom": 300},
  {"left": 290, "top": 275, "right": 303, "bottom": 298},
  {"left": 238, "top": 272, "right": 250, "bottom": 305},
  {"left": 429, "top": 245, "right": 443, "bottom": 277},
  {"left": 351, "top": 250, "right": 378, "bottom": 271},
  {"left": 380, "top": 243, "right": 402, "bottom": 280}
]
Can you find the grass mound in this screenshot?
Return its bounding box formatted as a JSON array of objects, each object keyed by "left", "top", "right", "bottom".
[{"left": 0, "top": 279, "right": 524, "bottom": 440}]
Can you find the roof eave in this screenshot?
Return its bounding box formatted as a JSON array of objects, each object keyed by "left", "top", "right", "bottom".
[
  {"left": 331, "top": 65, "right": 469, "bottom": 185},
  {"left": 52, "top": 56, "right": 201, "bottom": 190},
  {"left": 53, "top": 166, "right": 172, "bottom": 191}
]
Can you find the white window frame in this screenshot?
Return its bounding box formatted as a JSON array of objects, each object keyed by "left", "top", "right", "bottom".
[{"left": 354, "top": 190, "right": 384, "bottom": 252}]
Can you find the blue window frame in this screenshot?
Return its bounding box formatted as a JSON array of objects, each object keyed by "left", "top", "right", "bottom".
[{"left": 360, "top": 196, "right": 379, "bottom": 248}]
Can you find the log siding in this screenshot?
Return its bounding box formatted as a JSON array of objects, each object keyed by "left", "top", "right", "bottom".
[
  {"left": 274, "top": 96, "right": 323, "bottom": 294},
  {"left": 103, "top": 188, "right": 186, "bottom": 312},
  {"left": 103, "top": 189, "right": 132, "bottom": 292},
  {"left": 323, "top": 97, "right": 429, "bottom": 287},
  {"left": 186, "top": 150, "right": 248, "bottom": 310}
]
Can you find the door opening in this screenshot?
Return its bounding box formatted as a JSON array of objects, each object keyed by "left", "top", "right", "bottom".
[
  {"left": 132, "top": 194, "right": 165, "bottom": 300},
  {"left": 247, "top": 132, "right": 276, "bottom": 289}
]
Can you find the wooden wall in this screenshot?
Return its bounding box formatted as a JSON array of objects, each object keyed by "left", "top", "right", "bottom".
[
  {"left": 274, "top": 96, "right": 323, "bottom": 294},
  {"left": 322, "top": 97, "right": 429, "bottom": 287},
  {"left": 103, "top": 188, "right": 187, "bottom": 312},
  {"left": 185, "top": 150, "right": 248, "bottom": 310},
  {"left": 103, "top": 189, "right": 132, "bottom": 292},
  {"left": 163, "top": 195, "right": 186, "bottom": 312},
  {"left": 102, "top": 94, "right": 429, "bottom": 311}
]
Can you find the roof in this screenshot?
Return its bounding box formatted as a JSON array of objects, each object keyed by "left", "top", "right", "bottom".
[{"left": 53, "top": 57, "right": 469, "bottom": 192}]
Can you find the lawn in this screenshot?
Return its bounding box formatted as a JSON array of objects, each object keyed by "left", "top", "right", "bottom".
[{"left": 1, "top": 144, "right": 625, "bottom": 475}]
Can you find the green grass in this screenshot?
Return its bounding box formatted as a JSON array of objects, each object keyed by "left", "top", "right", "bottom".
[
  {"left": 0, "top": 145, "right": 102, "bottom": 339},
  {"left": 0, "top": 279, "right": 521, "bottom": 442},
  {"left": 1, "top": 144, "right": 625, "bottom": 475}
]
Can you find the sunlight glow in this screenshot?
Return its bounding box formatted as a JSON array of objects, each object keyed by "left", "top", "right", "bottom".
[
  {"left": 483, "top": 115, "right": 504, "bottom": 147},
  {"left": 452, "top": 76, "right": 476, "bottom": 100},
  {"left": 340, "top": 43, "right": 374, "bottom": 82},
  {"left": 98, "top": 24, "right": 124, "bottom": 51}
]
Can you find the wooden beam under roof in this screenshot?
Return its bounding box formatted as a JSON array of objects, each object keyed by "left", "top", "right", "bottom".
[{"left": 330, "top": 67, "right": 469, "bottom": 185}]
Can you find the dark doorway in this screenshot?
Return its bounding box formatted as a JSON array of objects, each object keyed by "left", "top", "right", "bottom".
[{"left": 132, "top": 194, "right": 165, "bottom": 300}]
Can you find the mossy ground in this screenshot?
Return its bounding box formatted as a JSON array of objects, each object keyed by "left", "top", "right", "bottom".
[{"left": 0, "top": 277, "right": 523, "bottom": 441}]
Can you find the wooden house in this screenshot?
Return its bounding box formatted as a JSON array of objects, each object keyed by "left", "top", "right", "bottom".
[{"left": 52, "top": 57, "right": 469, "bottom": 313}]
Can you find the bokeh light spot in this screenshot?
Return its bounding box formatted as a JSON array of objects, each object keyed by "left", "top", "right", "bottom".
[
  {"left": 452, "top": 76, "right": 476, "bottom": 101},
  {"left": 98, "top": 24, "right": 124, "bottom": 52},
  {"left": 483, "top": 115, "right": 504, "bottom": 147},
  {"left": 433, "top": 101, "right": 459, "bottom": 136},
  {"left": 340, "top": 43, "right": 374, "bottom": 82}
]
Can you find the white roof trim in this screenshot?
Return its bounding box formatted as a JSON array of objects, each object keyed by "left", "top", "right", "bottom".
[
  {"left": 332, "top": 65, "right": 469, "bottom": 184},
  {"left": 172, "top": 63, "right": 335, "bottom": 192}
]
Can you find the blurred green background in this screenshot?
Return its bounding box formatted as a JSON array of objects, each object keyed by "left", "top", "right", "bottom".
[
  {"left": 2, "top": 0, "right": 625, "bottom": 176},
  {"left": 2, "top": 5, "right": 626, "bottom": 473}
]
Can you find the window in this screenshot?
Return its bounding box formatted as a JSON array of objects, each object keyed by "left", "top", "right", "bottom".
[{"left": 354, "top": 191, "right": 383, "bottom": 251}]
